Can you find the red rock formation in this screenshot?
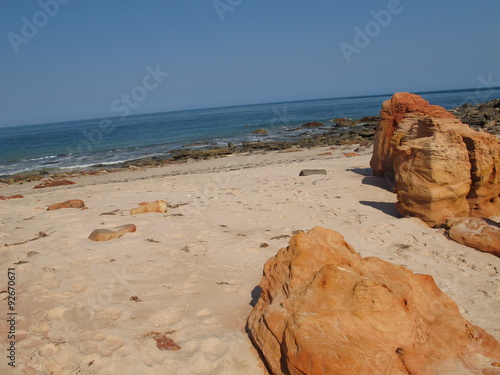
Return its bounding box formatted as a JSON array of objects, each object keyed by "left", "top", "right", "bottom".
[
  {"left": 248, "top": 227, "right": 500, "bottom": 375},
  {"left": 47, "top": 199, "right": 85, "bottom": 211},
  {"left": 447, "top": 217, "right": 500, "bottom": 257},
  {"left": 370, "top": 92, "right": 455, "bottom": 177},
  {"left": 130, "top": 200, "right": 167, "bottom": 215},
  {"left": 393, "top": 115, "right": 472, "bottom": 226},
  {"left": 33, "top": 179, "right": 76, "bottom": 189},
  {"left": 370, "top": 93, "right": 500, "bottom": 226},
  {"left": 88, "top": 224, "right": 136, "bottom": 241},
  {"left": 0, "top": 195, "right": 24, "bottom": 200}
]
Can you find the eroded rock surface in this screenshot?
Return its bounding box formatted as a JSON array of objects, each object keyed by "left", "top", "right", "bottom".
[
  {"left": 248, "top": 227, "right": 500, "bottom": 375},
  {"left": 370, "top": 93, "right": 500, "bottom": 226}
]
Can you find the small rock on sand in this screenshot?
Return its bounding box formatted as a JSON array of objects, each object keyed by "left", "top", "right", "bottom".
[
  {"left": 47, "top": 199, "right": 85, "bottom": 211},
  {"left": 130, "top": 200, "right": 167, "bottom": 215},
  {"left": 299, "top": 169, "right": 327, "bottom": 176},
  {"left": 88, "top": 224, "right": 137, "bottom": 241}
]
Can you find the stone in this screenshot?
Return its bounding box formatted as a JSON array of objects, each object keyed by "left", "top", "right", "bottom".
[
  {"left": 130, "top": 200, "right": 167, "bottom": 215},
  {"left": 343, "top": 152, "right": 361, "bottom": 157},
  {"left": 254, "top": 128, "right": 268, "bottom": 135},
  {"left": 299, "top": 169, "right": 327, "bottom": 176},
  {"left": 0, "top": 195, "right": 24, "bottom": 200},
  {"left": 370, "top": 92, "right": 455, "bottom": 177},
  {"left": 371, "top": 93, "right": 500, "bottom": 226},
  {"left": 301, "top": 121, "right": 324, "bottom": 128},
  {"left": 248, "top": 227, "right": 500, "bottom": 375},
  {"left": 145, "top": 332, "right": 181, "bottom": 351},
  {"left": 393, "top": 114, "right": 472, "bottom": 226},
  {"left": 47, "top": 199, "right": 85, "bottom": 211},
  {"left": 88, "top": 224, "right": 136, "bottom": 241},
  {"left": 447, "top": 217, "right": 500, "bottom": 257},
  {"left": 33, "top": 179, "right": 76, "bottom": 189}
]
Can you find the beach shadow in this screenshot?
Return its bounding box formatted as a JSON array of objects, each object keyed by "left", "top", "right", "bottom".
[
  {"left": 349, "top": 168, "right": 393, "bottom": 192},
  {"left": 359, "top": 201, "right": 400, "bottom": 218},
  {"left": 250, "top": 286, "right": 262, "bottom": 307},
  {"left": 348, "top": 167, "right": 372, "bottom": 177},
  {"left": 246, "top": 286, "right": 274, "bottom": 374}
]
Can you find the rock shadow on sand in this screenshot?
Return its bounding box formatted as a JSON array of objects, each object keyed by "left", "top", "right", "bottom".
[
  {"left": 359, "top": 201, "right": 400, "bottom": 218},
  {"left": 250, "top": 286, "right": 262, "bottom": 307},
  {"left": 349, "top": 168, "right": 393, "bottom": 192}
]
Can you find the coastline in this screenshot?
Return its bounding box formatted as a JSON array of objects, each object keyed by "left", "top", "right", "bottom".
[{"left": 1, "top": 144, "right": 499, "bottom": 374}]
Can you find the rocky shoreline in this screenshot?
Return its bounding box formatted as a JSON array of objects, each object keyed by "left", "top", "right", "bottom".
[{"left": 1, "top": 99, "right": 499, "bottom": 185}]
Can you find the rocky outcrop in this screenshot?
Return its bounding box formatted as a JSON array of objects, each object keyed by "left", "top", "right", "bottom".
[
  {"left": 446, "top": 218, "right": 500, "bottom": 257},
  {"left": 88, "top": 224, "right": 136, "bottom": 241},
  {"left": 301, "top": 121, "right": 324, "bottom": 128},
  {"left": 393, "top": 114, "right": 472, "bottom": 226},
  {"left": 130, "top": 200, "right": 167, "bottom": 215},
  {"left": 248, "top": 227, "right": 500, "bottom": 375},
  {"left": 370, "top": 92, "right": 455, "bottom": 177},
  {"left": 34, "top": 179, "right": 76, "bottom": 189},
  {"left": 0, "top": 195, "right": 24, "bottom": 200},
  {"left": 47, "top": 199, "right": 85, "bottom": 211},
  {"left": 370, "top": 93, "right": 500, "bottom": 226},
  {"left": 451, "top": 99, "right": 500, "bottom": 136}
]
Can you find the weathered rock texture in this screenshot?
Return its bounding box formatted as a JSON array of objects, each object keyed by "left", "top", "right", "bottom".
[
  {"left": 130, "top": 200, "right": 167, "bottom": 215},
  {"left": 248, "top": 227, "right": 500, "bottom": 375},
  {"left": 370, "top": 92, "right": 455, "bottom": 177},
  {"left": 370, "top": 93, "right": 500, "bottom": 226},
  {"left": 34, "top": 179, "right": 76, "bottom": 189},
  {"left": 47, "top": 199, "right": 85, "bottom": 211},
  {"left": 447, "top": 218, "right": 500, "bottom": 257},
  {"left": 88, "top": 224, "right": 136, "bottom": 241}
]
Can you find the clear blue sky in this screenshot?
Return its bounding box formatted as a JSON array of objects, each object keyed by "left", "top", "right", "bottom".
[{"left": 1, "top": 0, "right": 499, "bottom": 127}]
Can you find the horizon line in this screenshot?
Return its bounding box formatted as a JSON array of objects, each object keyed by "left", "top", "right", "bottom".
[{"left": 3, "top": 86, "right": 500, "bottom": 130}]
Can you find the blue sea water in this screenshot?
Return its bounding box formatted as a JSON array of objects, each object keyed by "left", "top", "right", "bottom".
[{"left": 1, "top": 88, "right": 499, "bottom": 177}]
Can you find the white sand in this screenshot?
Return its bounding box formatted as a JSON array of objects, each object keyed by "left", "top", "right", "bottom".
[{"left": 1, "top": 145, "right": 499, "bottom": 374}]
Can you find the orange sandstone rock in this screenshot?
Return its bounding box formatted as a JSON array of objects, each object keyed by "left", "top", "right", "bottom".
[
  {"left": 248, "top": 227, "right": 500, "bottom": 375},
  {"left": 370, "top": 93, "right": 500, "bottom": 226},
  {"left": 130, "top": 200, "right": 167, "bottom": 215},
  {"left": 47, "top": 199, "right": 85, "bottom": 211},
  {"left": 370, "top": 92, "right": 455, "bottom": 177},
  {"left": 447, "top": 217, "right": 500, "bottom": 257},
  {"left": 88, "top": 224, "right": 136, "bottom": 241}
]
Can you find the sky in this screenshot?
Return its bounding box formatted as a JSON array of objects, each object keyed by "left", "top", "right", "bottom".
[{"left": 1, "top": 0, "right": 499, "bottom": 127}]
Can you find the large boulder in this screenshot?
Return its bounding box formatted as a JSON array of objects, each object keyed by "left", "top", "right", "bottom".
[
  {"left": 248, "top": 227, "right": 500, "bottom": 375},
  {"left": 370, "top": 92, "right": 455, "bottom": 177},
  {"left": 393, "top": 115, "right": 472, "bottom": 226},
  {"left": 370, "top": 93, "right": 500, "bottom": 226}
]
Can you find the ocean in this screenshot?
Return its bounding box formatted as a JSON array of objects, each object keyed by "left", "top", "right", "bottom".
[{"left": 1, "top": 88, "right": 499, "bottom": 177}]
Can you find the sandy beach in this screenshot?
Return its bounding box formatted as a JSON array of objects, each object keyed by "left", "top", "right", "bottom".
[{"left": 1, "top": 144, "right": 499, "bottom": 374}]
